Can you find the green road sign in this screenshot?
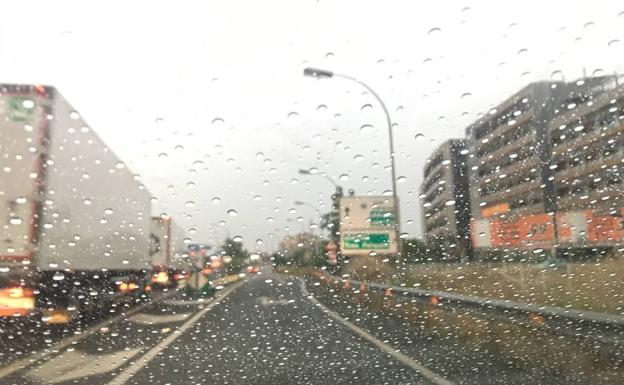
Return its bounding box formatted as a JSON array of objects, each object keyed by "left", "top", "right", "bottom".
[
  {"left": 369, "top": 209, "right": 395, "bottom": 226},
  {"left": 343, "top": 233, "right": 390, "bottom": 250},
  {"left": 9, "top": 97, "right": 35, "bottom": 123}
]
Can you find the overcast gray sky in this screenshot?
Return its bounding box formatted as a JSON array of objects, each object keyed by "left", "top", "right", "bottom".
[{"left": 1, "top": 0, "right": 623, "bottom": 251}]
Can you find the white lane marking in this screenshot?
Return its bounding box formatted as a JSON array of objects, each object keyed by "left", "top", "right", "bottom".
[
  {"left": 28, "top": 348, "right": 142, "bottom": 384},
  {"left": 257, "top": 296, "right": 292, "bottom": 306},
  {"left": 127, "top": 312, "right": 190, "bottom": 325},
  {"left": 0, "top": 291, "right": 175, "bottom": 380},
  {"left": 106, "top": 281, "right": 244, "bottom": 385},
  {"left": 162, "top": 299, "right": 209, "bottom": 306},
  {"left": 298, "top": 279, "right": 456, "bottom": 385}
]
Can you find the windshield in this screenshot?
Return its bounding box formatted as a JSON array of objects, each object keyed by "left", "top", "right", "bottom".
[{"left": 1, "top": 1, "right": 623, "bottom": 384}]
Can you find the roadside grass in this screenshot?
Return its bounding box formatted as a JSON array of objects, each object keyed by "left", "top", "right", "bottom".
[{"left": 346, "top": 256, "right": 624, "bottom": 315}]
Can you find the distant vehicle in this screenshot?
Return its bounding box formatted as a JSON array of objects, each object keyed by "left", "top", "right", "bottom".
[
  {"left": 0, "top": 84, "right": 152, "bottom": 324},
  {"left": 150, "top": 216, "right": 190, "bottom": 289}
]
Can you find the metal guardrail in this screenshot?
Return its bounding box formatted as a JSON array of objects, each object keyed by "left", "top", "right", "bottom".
[{"left": 313, "top": 271, "right": 624, "bottom": 346}]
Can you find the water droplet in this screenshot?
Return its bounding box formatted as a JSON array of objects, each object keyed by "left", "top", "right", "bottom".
[
  {"left": 175, "top": 145, "right": 184, "bottom": 151},
  {"left": 227, "top": 209, "right": 238, "bottom": 216},
  {"left": 52, "top": 272, "right": 65, "bottom": 281},
  {"left": 83, "top": 199, "right": 92, "bottom": 205},
  {"left": 22, "top": 99, "right": 35, "bottom": 109},
  {"left": 211, "top": 117, "right": 225, "bottom": 125},
  {"left": 445, "top": 200, "right": 456, "bottom": 206},
  {"left": 427, "top": 27, "right": 441, "bottom": 36},
  {"left": 608, "top": 39, "right": 620, "bottom": 48},
  {"left": 287, "top": 111, "right": 299, "bottom": 119},
  {"left": 550, "top": 70, "right": 564, "bottom": 81},
  {"left": 266, "top": 217, "right": 275, "bottom": 223},
  {"left": 414, "top": 133, "right": 424, "bottom": 142},
  {"left": 104, "top": 208, "right": 114, "bottom": 215},
  {"left": 254, "top": 195, "right": 262, "bottom": 201},
  {"left": 70, "top": 111, "right": 80, "bottom": 119},
  {"left": 256, "top": 239, "right": 264, "bottom": 246},
  {"left": 211, "top": 197, "right": 221, "bottom": 204},
  {"left": 353, "top": 154, "right": 364, "bottom": 162},
  {"left": 155, "top": 117, "right": 164, "bottom": 124},
  {"left": 316, "top": 104, "right": 327, "bottom": 111},
  {"left": 255, "top": 152, "right": 264, "bottom": 159},
  {"left": 186, "top": 181, "right": 195, "bottom": 188},
  {"left": 122, "top": 259, "right": 129, "bottom": 265},
  {"left": 339, "top": 174, "right": 349, "bottom": 181},
  {"left": 232, "top": 235, "right": 243, "bottom": 243},
  {"left": 158, "top": 152, "right": 168, "bottom": 158},
  {"left": 361, "top": 104, "right": 373, "bottom": 111},
  {"left": 185, "top": 201, "right": 195, "bottom": 208},
  {"left": 399, "top": 232, "right": 409, "bottom": 239},
  {"left": 325, "top": 52, "right": 334, "bottom": 58},
  {"left": 397, "top": 176, "right": 407, "bottom": 183},
  {"left": 517, "top": 48, "right": 528, "bottom": 55},
  {"left": 9, "top": 217, "right": 22, "bottom": 225},
  {"left": 461, "top": 92, "right": 471, "bottom": 99},
  {"left": 115, "top": 162, "right": 125, "bottom": 169},
  {"left": 15, "top": 197, "right": 27, "bottom": 204},
  {"left": 360, "top": 124, "right": 373, "bottom": 133}
]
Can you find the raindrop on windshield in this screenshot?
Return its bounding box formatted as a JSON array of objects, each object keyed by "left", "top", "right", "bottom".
[
  {"left": 227, "top": 209, "right": 238, "bottom": 216},
  {"left": 339, "top": 174, "right": 349, "bottom": 181},
  {"left": 414, "top": 133, "right": 425, "bottom": 142},
  {"left": 232, "top": 235, "right": 243, "bottom": 243},
  {"left": 427, "top": 27, "right": 441, "bottom": 35},
  {"left": 211, "top": 197, "right": 221, "bottom": 204}
]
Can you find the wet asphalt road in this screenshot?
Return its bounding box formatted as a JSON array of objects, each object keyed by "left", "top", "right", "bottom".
[
  {"left": 0, "top": 273, "right": 433, "bottom": 385},
  {"left": 1, "top": 270, "right": 620, "bottom": 385}
]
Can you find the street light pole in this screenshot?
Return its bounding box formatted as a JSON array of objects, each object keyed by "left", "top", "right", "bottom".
[{"left": 303, "top": 67, "right": 402, "bottom": 256}]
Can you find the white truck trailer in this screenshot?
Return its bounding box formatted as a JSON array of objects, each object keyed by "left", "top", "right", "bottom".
[
  {"left": 0, "top": 84, "right": 152, "bottom": 323},
  {"left": 150, "top": 216, "right": 189, "bottom": 288}
]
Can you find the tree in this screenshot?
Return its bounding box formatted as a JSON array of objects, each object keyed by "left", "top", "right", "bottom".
[
  {"left": 401, "top": 238, "right": 428, "bottom": 264},
  {"left": 222, "top": 238, "right": 249, "bottom": 273}
]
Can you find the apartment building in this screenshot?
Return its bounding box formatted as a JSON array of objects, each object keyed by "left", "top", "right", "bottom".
[
  {"left": 419, "top": 139, "right": 471, "bottom": 260},
  {"left": 465, "top": 76, "right": 623, "bottom": 256}
]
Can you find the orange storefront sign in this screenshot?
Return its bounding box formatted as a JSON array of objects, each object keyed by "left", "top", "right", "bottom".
[
  {"left": 473, "top": 208, "right": 624, "bottom": 249},
  {"left": 481, "top": 203, "right": 510, "bottom": 218},
  {"left": 586, "top": 212, "right": 624, "bottom": 243}
]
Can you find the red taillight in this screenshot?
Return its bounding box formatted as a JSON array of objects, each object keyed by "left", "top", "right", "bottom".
[
  {"left": 8, "top": 287, "right": 33, "bottom": 298},
  {"left": 174, "top": 273, "right": 187, "bottom": 281},
  {"left": 152, "top": 271, "right": 169, "bottom": 284}
]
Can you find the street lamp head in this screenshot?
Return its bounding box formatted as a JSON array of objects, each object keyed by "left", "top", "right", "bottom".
[{"left": 303, "top": 67, "right": 334, "bottom": 79}]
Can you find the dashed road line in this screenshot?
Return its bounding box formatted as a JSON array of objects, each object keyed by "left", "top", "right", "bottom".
[
  {"left": 298, "top": 278, "right": 455, "bottom": 385},
  {"left": 106, "top": 281, "right": 245, "bottom": 385}
]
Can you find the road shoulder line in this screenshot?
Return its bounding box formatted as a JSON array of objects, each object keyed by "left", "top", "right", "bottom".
[
  {"left": 298, "top": 278, "right": 455, "bottom": 385},
  {"left": 0, "top": 290, "right": 176, "bottom": 380}
]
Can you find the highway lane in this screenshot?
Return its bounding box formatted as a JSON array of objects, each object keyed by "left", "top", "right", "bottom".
[{"left": 0, "top": 273, "right": 442, "bottom": 385}]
